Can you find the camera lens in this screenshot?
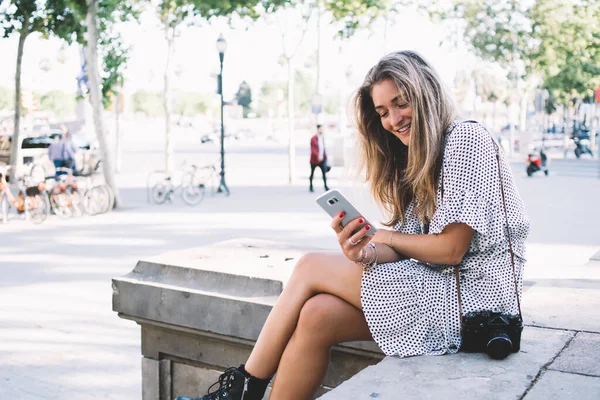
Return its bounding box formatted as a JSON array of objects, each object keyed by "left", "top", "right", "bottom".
[{"left": 487, "top": 331, "right": 512, "bottom": 360}]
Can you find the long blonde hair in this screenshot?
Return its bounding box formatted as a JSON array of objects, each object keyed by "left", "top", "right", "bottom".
[{"left": 353, "top": 50, "right": 457, "bottom": 226}]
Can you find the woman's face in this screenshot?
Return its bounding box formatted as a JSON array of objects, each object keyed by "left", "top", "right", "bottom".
[{"left": 371, "top": 78, "right": 413, "bottom": 146}]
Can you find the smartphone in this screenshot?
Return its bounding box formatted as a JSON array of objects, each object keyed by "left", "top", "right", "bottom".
[{"left": 316, "top": 189, "right": 377, "bottom": 237}]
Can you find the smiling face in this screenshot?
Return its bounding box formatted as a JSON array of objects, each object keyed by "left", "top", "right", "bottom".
[{"left": 371, "top": 78, "right": 413, "bottom": 146}]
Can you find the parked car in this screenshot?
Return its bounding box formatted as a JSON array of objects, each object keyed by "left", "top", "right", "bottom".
[{"left": 0, "top": 131, "right": 102, "bottom": 177}]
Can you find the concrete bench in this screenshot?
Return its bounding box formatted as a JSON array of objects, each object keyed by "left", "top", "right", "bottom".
[
  {"left": 113, "top": 239, "right": 600, "bottom": 399},
  {"left": 112, "top": 239, "right": 383, "bottom": 399}
]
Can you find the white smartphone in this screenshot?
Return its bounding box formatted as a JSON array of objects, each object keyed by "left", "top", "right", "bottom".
[{"left": 316, "top": 189, "right": 377, "bottom": 237}]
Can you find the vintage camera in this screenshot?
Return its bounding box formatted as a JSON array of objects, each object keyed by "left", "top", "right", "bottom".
[{"left": 460, "top": 311, "right": 523, "bottom": 360}]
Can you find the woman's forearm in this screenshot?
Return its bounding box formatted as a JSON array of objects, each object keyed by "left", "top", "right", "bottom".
[
  {"left": 372, "top": 225, "right": 473, "bottom": 265},
  {"left": 369, "top": 230, "right": 407, "bottom": 264}
]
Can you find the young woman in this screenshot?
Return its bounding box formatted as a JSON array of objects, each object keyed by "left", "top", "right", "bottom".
[{"left": 177, "top": 50, "right": 530, "bottom": 400}]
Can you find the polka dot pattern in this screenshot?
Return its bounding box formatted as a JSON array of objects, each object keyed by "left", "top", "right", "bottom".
[{"left": 361, "top": 121, "right": 530, "bottom": 357}]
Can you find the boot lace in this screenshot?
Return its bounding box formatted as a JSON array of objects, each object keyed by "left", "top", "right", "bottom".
[{"left": 205, "top": 367, "right": 239, "bottom": 399}]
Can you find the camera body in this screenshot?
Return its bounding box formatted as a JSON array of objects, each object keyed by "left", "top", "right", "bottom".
[{"left": 460, "top": 311, "right": 523, "bottom": 360}]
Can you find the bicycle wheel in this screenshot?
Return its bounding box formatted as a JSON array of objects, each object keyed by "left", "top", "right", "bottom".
[
  {"left": 181, "top": 182, "right": 206, "bottom": 206},
  {"left": 25, "top": 194, "right": 49, "bottom": 224},
  {"left": 50, "top": 193, "right": 73, "bottom": 219},
  {"left": 96, "top": 184, "right": 114, "bottom": 214},
  {"left": 152, "top": 182, "right": 169, "bottom": 204},
  {"left": 103, "top": 184, "right": 115, "bottom": 213},
  {"left": 82, "top": 188, "right": 100, "bottom": 215},
  {"left": 70, "top": 190, "right": 83, "bottom": 217}
]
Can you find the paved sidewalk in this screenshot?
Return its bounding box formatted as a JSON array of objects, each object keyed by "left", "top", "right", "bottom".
[
  {"left": 0, "top": 140, "right": 599, "bottom": 399},
  {"left": 321, "top": 253, "right": 600, "bottom": 399}
]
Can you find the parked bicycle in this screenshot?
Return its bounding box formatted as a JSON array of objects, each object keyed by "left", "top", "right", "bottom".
[
  {"left": 151, "top": 162, "right": 218, "bottom": 206},
  {"left": 0, "top": 165, "right": 49, "bottom": 224},
  {"left": 78, "top": 171, "right": 114, "bottom": 216}
]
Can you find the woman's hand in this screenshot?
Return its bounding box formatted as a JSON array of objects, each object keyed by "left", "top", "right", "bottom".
[{"left": 331, "top": 211, "right": 374, "bottom": 262}]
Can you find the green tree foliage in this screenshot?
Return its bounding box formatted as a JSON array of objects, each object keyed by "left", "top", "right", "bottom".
[
  {"left": 256, "top": 72, "right": 315, "bottom": 117},
  {"left": 293, "top": 68, "right": 313, "bottom": 113},
  {"left": 0, "top": 87, "right": 14, "bottom": 111},
  {"left": 324, "top": 0, "right": 392, "bottom": 38},
  {"left": 39, "top": 90, "right": 76, "bottom": 118},
  {"left": 173, "top": 91, "right": 210, "bottom": 116},
  {"left": 439, "top": 0, "right": 600, "bottom": 107},
  {"left": 132, "top": 90, "right": 164, "bottom": 116},
  {"left": 529, "top": 0, "right": 600, "bottom": 105},
  {"left": 70, "top": 0, "right": 140, "bottom": 109},
  {"left": 438, "top": 0, "right": 532, "bottom": 76},
  {"left": 257, "top": 80, "right": 285, "bottom": 117},
  {"left": 235, "top": 80, "right": 252, "bottom": 117},
  {"left": 0, "top": 0, "right": 84, "bottom": 168}
]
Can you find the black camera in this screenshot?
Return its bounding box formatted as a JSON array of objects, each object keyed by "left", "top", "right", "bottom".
[{"left": 460, "top": 311, "right": 523, "bottom": 360}]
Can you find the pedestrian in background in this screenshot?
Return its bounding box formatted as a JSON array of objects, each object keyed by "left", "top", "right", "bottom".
[
  {"left": 309, "top": 124, "right": 329, "bottom": 192},
  {"left": 48, "top": 132, "right": 76, "bottom": 174}
]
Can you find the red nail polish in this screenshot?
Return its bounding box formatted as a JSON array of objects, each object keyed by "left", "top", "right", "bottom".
[
  {"left": 366, "top": 225, "right": 371, "bottom": 230},
  {"left": 339, "top": 212, "right": 345, "bottom": 218},
  {"left": 358, "top": 218, "right": 364, "bottom": 224}
]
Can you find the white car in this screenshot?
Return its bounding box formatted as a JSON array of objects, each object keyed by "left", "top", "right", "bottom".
[{"left": 0, "top": 132, "right": 102, "bottom": 178}]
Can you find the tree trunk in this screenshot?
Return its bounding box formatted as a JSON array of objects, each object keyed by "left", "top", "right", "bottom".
[
  {"left": 287, "top": 58, "right": 295, "bottom": 184},
  {"left": 115, "top": 90, "right": 121, "bottom": 173},
  {"left": 10, "top": 15, "right": 30, "bottom": 177},
  {"left": 86, "top": 0, "right": 121, "bottom": 207},
  {"left": 519, "top": 90, "right": 529, "bottom": 155},
  {"left": 163, "top": 25, "right": 175, "bottom": 173}
]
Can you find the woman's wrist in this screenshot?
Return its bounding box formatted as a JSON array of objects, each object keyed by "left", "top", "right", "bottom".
[{"left": 355, "top": 243, "right": 378, "bottom": 269}]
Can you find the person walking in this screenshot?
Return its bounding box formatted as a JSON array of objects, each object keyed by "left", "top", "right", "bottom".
[
  {"left": 309, "top": 124, "right": 329, "bottom": 192},
  {"left": 176, "top": 50, "right": 530, "bottom": 400},
  {"left": 47, "top": 132, "right": 76, "bottom": 175}
]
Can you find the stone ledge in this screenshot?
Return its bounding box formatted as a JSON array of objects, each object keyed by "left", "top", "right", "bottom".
[
  {"left": 112, "top": 238, "right": 385, "bottom": 398},
  {"left": 318, "top": 327, "right": 573, "bottom": 399},
  {"left": 112, "top": 238, "right": 382, "bottom": 352}
]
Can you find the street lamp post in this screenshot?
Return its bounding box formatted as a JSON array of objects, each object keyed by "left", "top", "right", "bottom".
[{"left": 216, "top": 34, "right": 230, "bottom": 195}]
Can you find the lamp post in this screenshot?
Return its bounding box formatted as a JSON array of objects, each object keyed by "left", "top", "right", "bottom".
[{"left": 216, "top": 34, "right": 230, "bottom": 195}]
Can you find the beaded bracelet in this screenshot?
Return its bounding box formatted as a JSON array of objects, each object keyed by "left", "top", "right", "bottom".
[{"left": 356, "top": 243, "right": 378, "bottom": 271}]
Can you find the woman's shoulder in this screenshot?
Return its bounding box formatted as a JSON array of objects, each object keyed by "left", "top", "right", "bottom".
[
  {"left": 446, "top": 120, "right": 490, "bottom": 144},
  {"left": 444, "top": 120, "right": 498, "bottom": 163}
]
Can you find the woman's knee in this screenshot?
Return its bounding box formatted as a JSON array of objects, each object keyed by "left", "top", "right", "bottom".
[
  {"left": 295, "top": 294, "right": 343, "bottom": 345},
  {"left": 291, "top": 252, "right": 322, "bottom": 280}
]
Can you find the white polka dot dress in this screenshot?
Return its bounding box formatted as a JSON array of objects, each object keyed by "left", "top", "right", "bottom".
[{"left": 360, "top": 121, "right": 530, "bottom": 357}]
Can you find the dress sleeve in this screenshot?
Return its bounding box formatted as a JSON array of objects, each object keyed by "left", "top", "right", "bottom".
[{"left": 429, "top": 122, "right": 505, "bottom": 237}]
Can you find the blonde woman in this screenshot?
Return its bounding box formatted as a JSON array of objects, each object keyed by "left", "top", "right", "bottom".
[{"left": 178, "top": 51, "right": 530, "bottom": 400}]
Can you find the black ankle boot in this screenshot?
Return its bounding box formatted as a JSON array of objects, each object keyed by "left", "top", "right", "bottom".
[{"left": 176, "top": 365, "right": 270, "bottom": 400}]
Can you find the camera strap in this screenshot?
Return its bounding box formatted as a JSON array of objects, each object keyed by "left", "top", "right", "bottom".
[{"left": 441, "top": 122, "right": 523, "bottom": 322}]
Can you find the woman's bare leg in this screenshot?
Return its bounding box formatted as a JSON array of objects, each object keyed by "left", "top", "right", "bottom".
[
  {"left": 244, "top": 252, "right": 364, "bottom": 379},
  {"left": 269, "top": 293, "right": 373, "bottom": 400}
]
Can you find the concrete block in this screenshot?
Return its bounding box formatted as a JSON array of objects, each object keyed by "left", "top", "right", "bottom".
[
  {"left": 523, "top": 282, "right": 600, "bottom": 333},
  {"left": 550, "top": 332, "right": 600, "bottom": 377},
  {"left": 318, "top": 327, "right": 573, "bottom": 400},
  {"left": 113, "top": 239, "right": 312, "bottom": 341},
  {"left": 114, "top": 239, "right": 384, "bottom": 398},
  {"left": 160, "top": 359, "right": 172, "bottom": 400},
  {"left": 524, "top": 371, "right": 600, "bottom": 400},
  {"left": 171, "top": 363, "right": 222, "bottom": 400},
  {"left": 141, "top": 325, "right": 254, "bottom": 368},
  {"left": 142, "top": 357, "right": 159, "bottom": 400}
]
